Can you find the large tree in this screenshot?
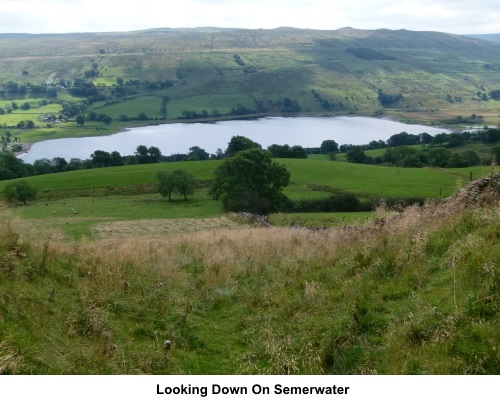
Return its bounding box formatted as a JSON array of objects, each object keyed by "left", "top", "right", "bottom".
[
  {"left": 225, "top": 135, "right": 262, "bottom": 157},
  {"left": 135, "top": 145, "right": 162, "bottom": 164},
  {"left": 188, "top": 146, "right": 209, "bottom": 161},
  {"left": 2, "top": 180, "right": 37, "bottom": 205},
  {"left": 157, "top": 169, "right": 197, "bottom": 201},
  {"left": 210, "top": 148, "right": 290, "bottom": 214},
  {"left": 320, "top": 139, "right": 339, "bottom": 154}
]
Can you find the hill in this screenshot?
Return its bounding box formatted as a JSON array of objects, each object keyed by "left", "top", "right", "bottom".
[
  {"left": 1, "top": 174, "right": 499, "bottom": 374},
  {"left": 2, "top": 26, "right": 500, "bottom": 143},
  {"left": 466, "top": 33, "right": 500, "bottom": 43}
]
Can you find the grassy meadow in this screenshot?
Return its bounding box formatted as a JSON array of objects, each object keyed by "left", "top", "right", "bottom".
[
  {"left": 1, "top": 175, "right": 499, "bottom": 374},
  {"left": 1, "top": 157, "right": 492, "bottom": 240}
]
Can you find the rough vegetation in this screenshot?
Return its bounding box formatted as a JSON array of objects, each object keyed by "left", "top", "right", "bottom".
[{"left": 1, "top": 174, "right": 499, "bottom": 374}]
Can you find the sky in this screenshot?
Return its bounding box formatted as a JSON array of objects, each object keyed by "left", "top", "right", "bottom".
[{"left": 0, "top": 0, "right": 498, "bottom": 35}]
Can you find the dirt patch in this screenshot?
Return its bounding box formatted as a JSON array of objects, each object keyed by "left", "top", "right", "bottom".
[{"left": 91, "top": 217, "right": 244, "bottom": 239}]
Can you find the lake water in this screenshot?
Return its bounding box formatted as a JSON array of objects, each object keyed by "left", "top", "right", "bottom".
[{"left": 19, "top": 116, "right": 449, "bottom": 163}]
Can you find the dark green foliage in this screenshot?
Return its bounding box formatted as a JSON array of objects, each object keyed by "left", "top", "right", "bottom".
[
  {"left": 346, "top": 146, "right": 367, "bottom": 164},
  {"left": 2, "top": 180, "right": 37, "bottom": 204},
  {"left": 225, "top": 135, "right": 262, "bottom": 157},
  {"left": 76, "top": 115, "right": 85, "bottom": 126},
  {"left": 447, "top": 150, "right": 482, "bottom": 168},
  {"left": 210, "top": 148, "right": 290, "bottom": 214},
  {"left": 377, "top": 89, "right": 403, "bottom": 107},
  {"left": 427, "top": 147, "right": 452, "bottom": 167},
  {"left": 267, "top": 144, "right": 307, "bottom": 159},
  {"left": 135, "top": 145, "right": 161, "bottom": 164},
  {"left": 187, "top": 146, "right": 209, "bottom": 161},
  {"left": 383, "top": 146, "right": 426, "bottom": 167},
  {"left": 387, "top": 132, "right": 420, "bottom": 147},
  {"left": 157, "top": 169, "right": 197, "bottom": 201},
  {"left": 320, "top": 139, "right": 339, "bottom": 154},
  {"left": 489, "top": 90, "right": 500, "bottom": 100},
  {"left": 346, "top": 47, "right": 395, "bottom": 60},
  {"left": 0, "top": 152, "right": 32, "bottom": 179},
  {"left": 91, "top": 150, "right": 112, "bottom": 167},
  {"left": 492, "top": 145, "right": 500, "bottom": 163},
  {"left": 69, "top": 78, "right": 99, "bottom": 98}
]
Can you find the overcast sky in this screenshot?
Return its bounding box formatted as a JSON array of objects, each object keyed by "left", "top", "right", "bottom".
[{"left": 0, "top": 0, "right": 498, "bottom": 35}]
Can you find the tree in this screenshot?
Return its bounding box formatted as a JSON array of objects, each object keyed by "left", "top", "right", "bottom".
[
  {"left": 210, "top": 148, "right": 290, "bottom": 214},
  {"left": 320, "top": 139, "right": 339, "bottom": 154},
  {"left": 215, "top": 148, "right": 224, "bottom": 159},
  {"left": 2, "top": 180, "right": 37, "bottom": 205},
  {"left": 174, "top": 170, "right": 197, "bottom": 201},
  {"left": 135, "top": 145, "right": 161, "bottom": 164},
  {"left": 460, "top": 150, "right": 481, "bottom": 166},
  {"left": 427, "top": 147, "right": 452, "bottom": 167},
  {"left": 188, "top": 146, "right": 209, "bottom": 161},
  {"left": 110, "top": 151, "right": 123, "bottom": 166},
  {"left": 91, "top": 150, "right": 112, "bottom": 167},
  {"left": 52, "top": 157, "right": 68, "bottom": 172},
  {"left": 157, "top": 169, "right": 197, "bottom": 201},
  {"left": 225, "top": 135, "right": 262, "bottom": 157},
  {"left": 0, "top": 152, "right": 31, "bottom": 178},
  {"left": 76, "top": 115, "right": 85, "bottom": 126},
  {"left": 346, "top": 146, "right": 367, "bottom": 164},
  {"left": 383, "top": 146, "right": 425, "bottom": 167},
  {"left": 447, "top": 153, "right": 467, "bottom": 168},
  {"left": 147, "top": 146, "right": 162, "bottom": 163}
]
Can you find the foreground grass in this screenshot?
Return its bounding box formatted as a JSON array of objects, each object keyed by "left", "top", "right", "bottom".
[{"left": 1, "top": 177, "right": 499, "bottom": 374}]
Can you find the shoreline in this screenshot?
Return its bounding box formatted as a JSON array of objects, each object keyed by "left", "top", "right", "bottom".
[
  {"left": 12, "top": 114, "right": 454, "bottom": 161},
  {"left": 14, "top": 141, "right": 34, "bottom": 158}
]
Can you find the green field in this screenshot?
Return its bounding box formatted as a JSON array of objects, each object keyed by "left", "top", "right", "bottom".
[{"left": 1, "top": 156, "right": 493, "bottom": 240}]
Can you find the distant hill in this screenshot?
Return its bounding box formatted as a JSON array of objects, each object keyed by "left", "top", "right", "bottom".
[
  {"left": 1, "top": 27, "right": 500, "bottom": 128},
  {"left": 466, "top": 33, "right": 500, "bottom": 43}
]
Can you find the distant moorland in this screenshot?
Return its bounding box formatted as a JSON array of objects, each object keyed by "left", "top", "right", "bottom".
[{"left": 1, "top": 27, "right": 500, "bottom": 148}]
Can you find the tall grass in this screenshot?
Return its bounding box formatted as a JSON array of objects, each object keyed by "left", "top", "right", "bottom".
[{"left": 1, "top": 177, "right": 499, "bottom": 374}]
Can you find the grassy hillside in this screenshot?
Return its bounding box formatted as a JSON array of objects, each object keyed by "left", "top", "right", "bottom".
[
  {"left": 1, "top": 175, "right": 499, "bottom": 374},
  {"left": 0, "top": 157, "right": 492, "bottom": 239},
  {"left": 2, "top": 27, "right": 500, "bottom": 146}
]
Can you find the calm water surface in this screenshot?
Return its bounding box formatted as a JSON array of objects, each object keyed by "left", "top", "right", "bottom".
[{"left": 20, "top": 116, "right": 449, "bottom": 163}]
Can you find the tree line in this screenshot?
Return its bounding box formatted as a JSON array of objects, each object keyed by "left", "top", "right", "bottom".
[{"left": 338, "top": 128, "right": 500, "bottom": 167}]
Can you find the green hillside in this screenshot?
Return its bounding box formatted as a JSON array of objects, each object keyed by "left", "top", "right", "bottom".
[
  {"left": 2, "top": 27, "right": 500, "bottom": 146},
  {"left": 0, "top": 157, "right": 492, "bottom": 240},
  {"left": 1, "top": 175, "right": 499, "bottom": 374}
]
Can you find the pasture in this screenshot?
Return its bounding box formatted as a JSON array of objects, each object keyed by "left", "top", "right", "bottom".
[{"left": 3, "top": 156, "right": 492, "bottom": 240}]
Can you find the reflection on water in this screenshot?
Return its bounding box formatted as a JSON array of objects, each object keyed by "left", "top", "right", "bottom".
[{"left": 20, "top": 116, "right": 449, "bottom": 163}]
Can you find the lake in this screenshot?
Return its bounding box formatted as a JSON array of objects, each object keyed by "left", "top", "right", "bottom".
[{"left": 19, "top": 116, "right": 450, "bottom": 163}]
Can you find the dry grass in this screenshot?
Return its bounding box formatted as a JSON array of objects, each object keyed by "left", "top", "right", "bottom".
[
  {"left": 91, "top": 217, "right": 244, "bottom": 239},
  {"left": 1, "top": 176, "right": 500, "bottom": 374}
]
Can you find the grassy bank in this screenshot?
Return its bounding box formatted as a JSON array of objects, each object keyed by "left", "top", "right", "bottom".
[{"left": 1, "top": 176, "right": 499, "bottom": 374}]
